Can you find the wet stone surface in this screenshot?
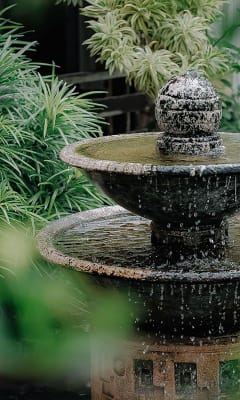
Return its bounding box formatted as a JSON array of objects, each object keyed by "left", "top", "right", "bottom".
[
  {"left": 54, "top": 212, "right": 240, "bottom": 274},
  {"left": 155, "top": 70, "right": 223, "bottom": 155}
]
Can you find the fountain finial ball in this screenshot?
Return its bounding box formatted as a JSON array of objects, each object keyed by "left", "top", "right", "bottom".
[{"left": 155, "top": 70, "right": 223, "bottom": 155}]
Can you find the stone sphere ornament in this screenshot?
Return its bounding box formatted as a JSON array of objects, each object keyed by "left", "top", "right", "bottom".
[{"left": 155, "top": 69, "right": 223, "bottom": 155}]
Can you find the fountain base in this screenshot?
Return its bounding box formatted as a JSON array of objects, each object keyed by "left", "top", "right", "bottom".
[{"left": 92, "top": 334, "right": 240, "bottom": 400}]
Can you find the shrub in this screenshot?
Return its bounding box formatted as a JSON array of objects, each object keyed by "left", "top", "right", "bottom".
[
  {"left": 0, "top": 11, "right": 110, "bottom": 228},
  {"left": 60, "top": 0, "right": 230, "bottom": 98}
]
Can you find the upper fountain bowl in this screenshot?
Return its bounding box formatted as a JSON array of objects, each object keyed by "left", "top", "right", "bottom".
[
  {"left": 60, "top": 132, "right": 240, "bottom": 228},
  {"left": 60, "top": 71, "right": 240, "bottom": 254}
]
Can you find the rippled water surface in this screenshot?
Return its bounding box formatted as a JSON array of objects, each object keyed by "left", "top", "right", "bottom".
[{"left": 54, "top": 212, "right": 240, "bottom": 273}]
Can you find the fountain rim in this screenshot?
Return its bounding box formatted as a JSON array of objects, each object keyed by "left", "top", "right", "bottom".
[
  {"left": 37, "top": 205, "right": 240, "bottom": 283},
  {"left": 60, "top": 132, "right": 240, "bottom": 177}
]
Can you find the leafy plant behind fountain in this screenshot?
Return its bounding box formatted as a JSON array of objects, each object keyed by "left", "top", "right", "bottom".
[
  {"left": 59, "top": 0, "right": 240, "bottom": 133},
  {"left": 0, "top": 10, "right": 110, "bottom": 229},
  {"left": 59, "top": 0, "right": 229, "bottom": 99},
  {"left": 212, "top": 2, "right": 240, "bottom": 133}
]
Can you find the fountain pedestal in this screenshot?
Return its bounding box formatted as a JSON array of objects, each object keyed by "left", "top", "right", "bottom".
[{"left": 151, "top": 218, "right": 228, "bottom": 259}]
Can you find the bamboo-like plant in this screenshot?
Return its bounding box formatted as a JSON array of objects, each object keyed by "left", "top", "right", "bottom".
[
  {"left": 0, "top": 12, "right": 110, "bottom": 228},
  {"left": 60, "top": 0, "right": 230, "bottom": 98}
]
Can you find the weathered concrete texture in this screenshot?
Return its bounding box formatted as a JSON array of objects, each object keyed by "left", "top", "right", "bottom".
[
  {"left": 91, "top": 334, "right": 240, "bottom": 400},
  {"left": 157, "top": 132, "right": 224, "bottom": 156},
  {"left": 157, "top": 96, "right": 221, "bottom": 111},
  {"left": 155, "top": 70, "right": 223, "bottom": 155},
  {"left": 156, "top": 110, "right": 221, "bottom": 135},
  {"left": 159, "top": 70, "right": 219, "bottom": 100}
]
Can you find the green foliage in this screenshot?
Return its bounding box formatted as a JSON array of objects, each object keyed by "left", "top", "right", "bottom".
[
  {"left": 63, "top": 0, "right": 230, "bottom": 98},
  {"left": 175, "top": 0, "right": 224, "bottom": 21},
  {"left": 0, "top": 181, "right": 38, "bottom": 228},
  {"left": 220, "top": 359, "right": 240, "bottom": 393},
  {"left": 220, "top": 78, "right": 240, "bottom": 133},
  {"left": 156, "top": 11, "right": 207, "bottom": 54},
  {"left": 0, "top": 14, "right": 110, "bottom": 228},
  {"left": 56, "top": 0, "right": 82, "bottom": 5},
  {"left": 210, "top": 7, "right": 240, "bottom": 133},
  {"left": 128, "top": 47, "right": 180, "bottom": 98},
  {"left": 0, "top": 229, "right": 132, "bottom": 378}
]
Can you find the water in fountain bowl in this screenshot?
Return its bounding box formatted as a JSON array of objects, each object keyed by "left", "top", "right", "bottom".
[
  {"left": 77, "top": 132, "right": 240, "bottom": 166},
  {"left": 61, "top": 132, "right": 240, "bottom": 232},
  {"left": 37, "top": 206, "right": 240, "bottom": 337}
]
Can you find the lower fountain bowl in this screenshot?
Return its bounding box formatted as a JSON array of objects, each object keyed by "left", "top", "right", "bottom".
[
  {"left": 37, "top": 206, "right": 240, "bottom": 337},
  {"left": 95, "top": 276, "right": 240, "bottom": 337}
]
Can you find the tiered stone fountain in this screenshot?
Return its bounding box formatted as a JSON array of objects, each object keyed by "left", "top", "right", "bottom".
[
  {"left": 37, "top": 70, "right": 240, "bottom": 399},
  {"left": 38, "top": 70, "right": 240, "bottom": 337}
]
